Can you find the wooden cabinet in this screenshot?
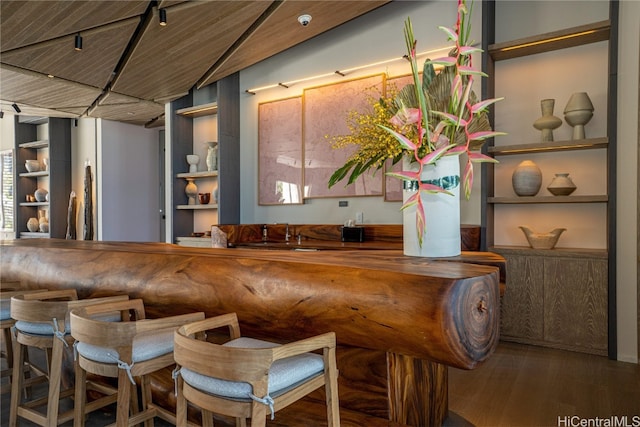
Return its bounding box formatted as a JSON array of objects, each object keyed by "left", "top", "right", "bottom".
[
  {"left": 494, "top": 247, "right": 607, "bottom": 356},
  {"left": 482, "top": 2, "right": 618, "bottom": 357},
  {"left": 170, "top": 73, "right": 240, "bottom": 243},
  {"left": 14, "top": 116, "right": 71, "bottom": 239}
]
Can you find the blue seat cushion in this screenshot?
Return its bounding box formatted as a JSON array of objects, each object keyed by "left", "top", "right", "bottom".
[
  {"left": 14, "top": 312, "right": 122, "bottom": 336},
  {"left": 75, "top": 327, "right": 175, "bottom": 363},
  {"left": 0, "top": 299, "right": 10, "bottom": 320},
  {"left": 180, "top": 337, "right": 324, "bottom": 399}
]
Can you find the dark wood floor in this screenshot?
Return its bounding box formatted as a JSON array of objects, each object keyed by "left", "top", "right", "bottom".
[{"left": 2, "top": 341, "right": 639, "bottom": 426}]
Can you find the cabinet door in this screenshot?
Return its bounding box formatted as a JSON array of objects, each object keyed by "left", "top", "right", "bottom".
[
  {"left": 500, "top": 254, "right": 544, "bottom": 341},
  {"left": 543, "top": 257, "right": 607, "bottom": 353}
]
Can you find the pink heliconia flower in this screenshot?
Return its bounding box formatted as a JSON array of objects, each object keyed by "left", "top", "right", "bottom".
[{"left": 390, "top": 107, "right": 420, "bottom": 128}]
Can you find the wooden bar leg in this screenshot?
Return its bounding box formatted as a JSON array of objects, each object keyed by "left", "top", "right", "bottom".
[{"left": 387, "top": 352, "right": 448, "bottom": 427}]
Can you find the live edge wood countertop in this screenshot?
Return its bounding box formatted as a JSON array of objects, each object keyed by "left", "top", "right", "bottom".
[{"left": 0, "top": 238, "right": 504, "bottom": 426}]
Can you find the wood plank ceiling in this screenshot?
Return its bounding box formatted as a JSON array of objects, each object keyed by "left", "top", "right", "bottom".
[{"left": 0, "top": 0, "right": 389, "bottom": 127}]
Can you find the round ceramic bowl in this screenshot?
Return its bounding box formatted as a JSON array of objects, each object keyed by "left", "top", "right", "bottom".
[
  {"left": 34, "top": 188, "right": 48, "bottom": 202},
  {"left": 25, "top": 160, "right": 41, "bottom": 173}
]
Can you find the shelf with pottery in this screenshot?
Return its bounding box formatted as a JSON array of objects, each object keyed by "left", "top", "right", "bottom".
[
  {"left": 14, "top": 116, "right": 71, "bottom": 239},
  {"left": 483, "top": 1, "right": 616, "bottom": 358},
  {"left": 176, "top": 203, "right": 218, "bottom": 210},
  {"left": 488, "top": 137, "right": 608, "bottom": 156}
]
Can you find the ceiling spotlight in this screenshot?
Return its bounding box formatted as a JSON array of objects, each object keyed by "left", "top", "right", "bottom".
[
  {"left": 159, "top": 8, "right": 167, "bottom": 26},
  {"left": 75, "top": 33, "right": 82, "bottom": 51},
  {"left": 11, "top": 103, "right": 21, "bottom": 113},
  {"left": 298, "top": 14, "right": 311, "bottom": 27}
]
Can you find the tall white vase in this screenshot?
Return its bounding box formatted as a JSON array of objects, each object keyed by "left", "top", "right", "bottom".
[{"left": 402, "top": 155, "right": 461, "bottom": 257}]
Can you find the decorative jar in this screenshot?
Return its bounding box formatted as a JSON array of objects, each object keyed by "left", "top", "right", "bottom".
[
  {"left": 512, "top": 160, "right": 542, "bottom": 196},
  {"left": 547, "top": 173, "right": 576, "bottom": 196}
]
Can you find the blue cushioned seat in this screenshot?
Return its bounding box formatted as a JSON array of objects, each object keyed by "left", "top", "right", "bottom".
[
  {"left": 75, "top": 328, "right": 175, "bottom": 363},
  {"left": 14, "top": 312, "right": 121, "bottom": 336},
  {"left": 0, "top": 299, "right": 10, "bottom": 320},
  {"left": 179, "top": 337, "right": 324, "bottom": 400}
]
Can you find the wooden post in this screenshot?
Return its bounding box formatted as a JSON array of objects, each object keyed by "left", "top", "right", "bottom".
[{"left": 388, "top": 352, "right": 448, "bottom": 426}]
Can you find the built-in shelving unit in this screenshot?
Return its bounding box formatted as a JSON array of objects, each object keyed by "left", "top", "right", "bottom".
[
  {"left": 14, "top": 116, "right": 71, "bottom": 239},
  {"left": 482, "top": 1, "right": 617, "bottom": 358},
  {"left": 170, "top": 74, "right": 240, "bottom": 244}
]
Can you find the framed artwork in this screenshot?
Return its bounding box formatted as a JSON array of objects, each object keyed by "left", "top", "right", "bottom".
[
  {"left": 258, "top": 96, "right": 303, "bottom": 205},
  {"left": 303, "top": 74, "right": 385, "bottom": 199}
]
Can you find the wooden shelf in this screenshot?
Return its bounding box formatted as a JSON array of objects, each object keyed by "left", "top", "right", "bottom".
[
  {"left": 489, "top": 195, "right": 607, "bottom": 204},
  {"left": 19, "top": 171, "right": 49, "bottom": 178},
  {"left": 491, "top": 245, "right": 608, "bottom": 258},
  {"left": 19, "top": 232, "right": 50, "bottom": 238},
  {"left": 18, "top": 140, "right": 49, "bottom": 149},
  {"left": 176, "top": 102, "right": 218, "bottom": 118},
  {"left": 176, "top": 171, "right": 218, "bottom": 179},
  {"left": 489, "top": 20, "right": 610, "bottom": 61},
  {"left": 20, "top": 202, "right": 49, "bottom": 207},
  {"left": 489, "top": 137, "right": 607, "bottom": 156},
  {"left": 176, "top": 204, "right": 218, "bottom": 210}
]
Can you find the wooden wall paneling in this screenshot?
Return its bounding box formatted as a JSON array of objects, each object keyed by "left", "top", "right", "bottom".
[
  {"left": 543, "top": 257, "right": 608, "bottom": 354},
  {"left": 171, "top": 92, "right": 194, "bottom": 242},
  {"left": 47, "top": 118, "right": 71, "bottom": 239},
  {"left": 499, "top": 254, "right": 544, "bottom": 341},
  {"left": 217, "top": 72, "right": 240, "bottom": 225}
]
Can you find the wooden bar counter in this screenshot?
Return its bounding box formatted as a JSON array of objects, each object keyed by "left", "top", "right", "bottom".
[{"left": 0, "top": 238, "right": 504, "bottom": 426}]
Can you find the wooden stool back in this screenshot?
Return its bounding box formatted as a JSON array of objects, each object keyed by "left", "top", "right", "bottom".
[
  {"left": 174, "top": 313, "right": 340, "bottom": 427},
  {"left": 70, "top": 298, "right": 205, "bottom": 427},
  {"left": 9, "top": 290, "right": 128, "bottom": 427}
]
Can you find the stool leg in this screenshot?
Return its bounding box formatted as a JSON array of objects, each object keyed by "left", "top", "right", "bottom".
[
  {"left": 9, "top": 335, "right": 25, "bottom": 427},
  {"left": 116, "top": 368, "right": 132, "bottom": 427},
  {"left": 141, "top": 375, "right": 154, "bottom": 427},
  {"left": 73, "top": 356, "right": 88, "bottom": 427},
  {"left": 45, "top": 338, "right": 65, "bottom": 427},
  {"left": 176, "top": 376, "right": 188, "bottom": 426},
  {"left": 2, "top": 326, "right": 14, "bottom": 368}
]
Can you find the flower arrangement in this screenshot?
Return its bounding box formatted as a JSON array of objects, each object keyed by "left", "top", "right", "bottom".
[{"left": 328, "top": 0, "right": 503, "bottom": 246}]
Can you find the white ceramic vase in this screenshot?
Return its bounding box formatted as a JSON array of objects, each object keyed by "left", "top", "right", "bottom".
[
  {"left": 206, "top": 141, "right": 218, "bottom": 172},
  {"left": 402, "top": 156, "right": 461, "bottom": 257}
]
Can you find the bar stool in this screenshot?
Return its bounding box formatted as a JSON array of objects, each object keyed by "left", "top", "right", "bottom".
[
  {"left": 173, "top": 312, "right": 340, "bottom": 427},
  {"left": 1, "top": 285, "right": 47, "bottom": 395},
  {"left": 70, "top": 298, "right": 205, "bottom": 427},
  {"left": 9, "top": 289, "right": 129, "bottom": 427}
]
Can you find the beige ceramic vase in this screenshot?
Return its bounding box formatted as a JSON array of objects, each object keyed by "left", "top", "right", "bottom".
[{"left": 512, "top": 160, "right": 542, "bottom": 196}]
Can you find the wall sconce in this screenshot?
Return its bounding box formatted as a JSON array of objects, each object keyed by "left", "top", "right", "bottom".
[
  {"left": 159, "top": 8, "right": 167, "bottom": 26},
  {"left": 0, "top": 111, "right": 4, "bottom": 119},
  {"left": 74, "top": 33, "right": 83, "bottom": 51}
]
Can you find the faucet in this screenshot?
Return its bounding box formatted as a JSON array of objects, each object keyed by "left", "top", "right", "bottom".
[{"left": 273, "top": 223, "right": 290, "bottom": 242}]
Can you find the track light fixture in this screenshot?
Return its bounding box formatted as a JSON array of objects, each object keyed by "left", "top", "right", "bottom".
[
  {"left": 75, "top": 33, "right": 82, "bottom": 51},
  {"left": 11, "top": 103, "right": 21, "bottom": 113},
  {"left": 159, "top": 8, "right": 167, "bottom": 26}
]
